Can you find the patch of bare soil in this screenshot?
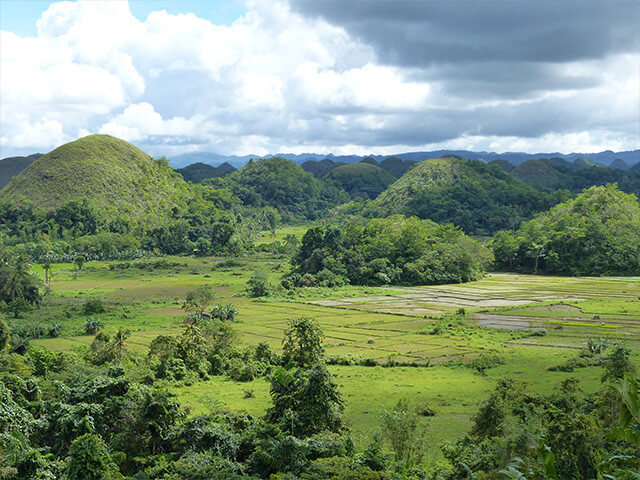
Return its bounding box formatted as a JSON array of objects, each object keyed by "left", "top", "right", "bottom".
[
  {"left": 470, "top": 313, "right": 541, "bottom": 330},
  {"left": 527, "top": 304, "right": 583, "bottom": 313}
]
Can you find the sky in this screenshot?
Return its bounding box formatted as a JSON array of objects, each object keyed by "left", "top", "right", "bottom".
[{"left": 1, "top": 0, "right": 639, "bottom": 158}]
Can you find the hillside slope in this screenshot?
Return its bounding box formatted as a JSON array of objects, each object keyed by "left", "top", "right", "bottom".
[
  {"left": 371, "top": 157, "right": 556, "bottom": 233},
  {"left": 490, "top": 184, "right": 640, "bottom": 275},
  {"left": 0, "top": 135, "right": 192, "bottom": 226},
  {"left": 0, "top": 154, "right": 42, "bottom": 189},
  {"left": 176, "top": 162, "right": 236, "bottom": 183},
  {"left": 326, "top": 163, "right": 396, "bottom": 199}
]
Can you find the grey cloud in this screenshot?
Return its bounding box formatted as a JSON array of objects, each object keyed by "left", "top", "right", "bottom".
[
  {"left": 289, "top": 0, "right": 639, "bottom": 65},
  {"left": 288, "top": 0, "right": 639, "bottom": 102}
]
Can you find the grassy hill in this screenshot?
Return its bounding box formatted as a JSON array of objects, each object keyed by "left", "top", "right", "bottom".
[
  {"left": 301, "top": 158, "right": 345, "bottom": 177},
  {"left": 0, "top": 135, "right": 192, "bottom": 226},
  {"left": 510, "top": 158, "right": 571, "bottom": 189},
  {"left": 0, "top": 153, "right": 42, "bottom": 189},
  {"left": 326, "top": 162, "right": 396, "bottom": 199},
  {"left": 176, "top": 161, "right": 236, "bottom": 183},
  {"left": 488, "top": 158, "right": 515, "bottom": 173},
  {"left": 379, "top": 156, "right": 416, "bottom": 177},
  {"left": 210, "top": 157, "right": 348, "bottom": 219},
  {"left": 371, "top": 157, "right": 556, "bottom": 233}
]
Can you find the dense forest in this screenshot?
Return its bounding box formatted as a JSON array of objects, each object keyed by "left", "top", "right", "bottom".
[
  {"left": 489, "top": 184, "right": 640, "bottom": 275},
  {"left": 284, "top": 216, "right": 492, "bottom": 287}
]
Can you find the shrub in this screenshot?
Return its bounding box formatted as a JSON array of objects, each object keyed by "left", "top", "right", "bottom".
[
  {"left": 84, "top": 317, "right": 103, "bottom": 335},
  {"left": 246, "top": 271, "right": 272, "bottom": 297},
  {"left": 468, "top": 353, "right": 505, "bottom": 373},
  {"left": 210, "top": 304, "right": 238, "bottom": 322},
  {"left": 82, "top": 298, "right": 105, "bottom": 315}
]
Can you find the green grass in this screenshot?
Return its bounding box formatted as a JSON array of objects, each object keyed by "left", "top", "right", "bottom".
[{"left": 16, "top": 255, "right": 640, "bottom": 455}]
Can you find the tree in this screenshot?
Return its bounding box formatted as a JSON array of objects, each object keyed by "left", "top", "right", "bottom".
[
  {"left": 246, "top": 271, "right": 272, "bottom": 297},
  {"left": 0, "top": 317, "right": 10, "bottom": 351},
  {"left": 282, "top": 318, "right": 325, "bottom": 368},
  {"left": 66, "top": 433, "right": 115, "bottom": 480},
  {"left": 380, "top": 399, "right": 425, "bottom": 471},
  {"left": 602, "top": 344, "right": 636, "bottom": 383},
  {"left": 267, "top": 363, "right": 344, "bottom": 437},
  {"left": 262, "top": 206, "right": 281, "bottom": 236},
  {"left": 283, "top": 234, "right": 300, "bottom": 251},
  {"left": 182, "top": 285, "right": 215, "bottom": 317},
  {"left": 74, "top": 254, "right": 86, "bottom": 271},
  {"left": 210, "top": 303, "right": 238, "bottom": 322},
  {"left": 42, "top": 255, "right": 53, "bottom": 308},
  {"left": 0, "top": 255, "right": 40, "bottom": 313},
  {"left": 84, "top": 317, "right": 104, "bottom": 335},
  {"left": 110, "top": 328, "right": 131, "bottom": 365}
]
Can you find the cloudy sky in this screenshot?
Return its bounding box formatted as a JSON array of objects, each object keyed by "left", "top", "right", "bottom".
[{"left": 1, "top": 0, "right": 639, "bottom": 158}]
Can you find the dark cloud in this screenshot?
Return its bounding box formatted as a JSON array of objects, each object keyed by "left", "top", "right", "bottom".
[
  {"left": 289, "top": 0, "right": 639, "bottom": 101},
  {"left": 290, "top": 0, "right": 639, "bottom": 65}
]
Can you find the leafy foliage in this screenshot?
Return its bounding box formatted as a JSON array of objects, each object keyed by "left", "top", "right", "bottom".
[
  {"left": 490, "top": 184, "right": 640, "bottom": 275},
  {"left": 285, "top": 216, "right": 493, "bottom": 287}
]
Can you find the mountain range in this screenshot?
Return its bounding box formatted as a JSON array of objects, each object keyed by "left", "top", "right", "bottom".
[{"left": 166, "top": 149, "right": 640, "bottom": 169}]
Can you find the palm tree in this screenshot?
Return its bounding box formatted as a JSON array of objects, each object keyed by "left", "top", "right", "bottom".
[{"left": 110, "top": 328, "right": 131, "bottom": 365}]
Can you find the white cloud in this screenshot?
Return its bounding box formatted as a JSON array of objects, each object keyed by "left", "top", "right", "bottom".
[
  {"left": 0, "top": 0, "right": 638, "bottom": 157},
  {"left": 99, "top": 102, "right": 200, "bottom": 142}
]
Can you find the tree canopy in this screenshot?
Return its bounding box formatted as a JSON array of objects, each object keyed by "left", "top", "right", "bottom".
[{"left": 490, "top": 184, "right": 640, "bottom": 275}]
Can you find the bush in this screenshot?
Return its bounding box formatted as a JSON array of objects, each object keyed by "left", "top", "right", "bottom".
[
  {"left": 210, "top": 304, "right": 238, "bottom": 322},
  {"left": 83, "top": 298, "right": 106, "bottom": 315},
  {"left": 84, "top": 317, "right": 103, "bottom": 335},
  {"left": 246, "top": 271, "right": 272, "bottom": 297},
  {"left": 468, "top": 354, "right": 505, "bottom": 373}
]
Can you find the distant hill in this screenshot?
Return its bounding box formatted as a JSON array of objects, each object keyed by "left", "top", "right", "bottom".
[
  {"left": 370, "top": 157, "right": 556, "bottom": 234},
  {"left": 0, "top": 153, "right": 42, "bottom": 189},
  {"left": 326, "top": 163, "right": 396, "bottom": 200},
  {"left": 491, "top": 156, "right": 640, "bottom": 194},
  {"left": 610, "top": 159, "right": 630, "bottom": 171},
  {"left": 572, "top": 157, "right": 595, "bottom": 170},
  {"left": 301, "top": 158, "right": 345, "bottom": 177},
  {"left": 631, "top": 162, "right": 640, "bottom": 173},
  {"left": 0, "top": 135, "right": 192, "bottom": 226},
  {"left": 511, "top": 159, "right": 571, "bottom": 190},
  {"left": 176, "top": 162, "right": 236, "bottom": 183},
  {"left": 379, "top": 156, "right": 416, "bottom": 177},
  {"left": 488, "top": 159, "right": 515, "bottom": 173},
  {"left": 214, "top": 157, "right": 348, "bottom": 219},
  {"left": 169, "top": 149, "right": 640, "bottom": 169}
]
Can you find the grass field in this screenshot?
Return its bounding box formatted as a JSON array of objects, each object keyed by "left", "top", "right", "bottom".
[{"left": 16, "top": 249, "right": 639, "bottom": 456}]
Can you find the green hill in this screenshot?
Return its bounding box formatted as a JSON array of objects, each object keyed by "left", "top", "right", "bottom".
[
  {"left": 490, "top": 184, "right": 640, "bottom": 275},
  {"left": 0, "top": 153, "right": 42, "bottom": 189},
  {"left": 0, "top": 135, "right": 192, "bottom": 226},
  {"left": 511, "top": 158, "right": 571, "bottom": 190},
  {"left": 213, "top": 157, "right": 348, "bottom": 219},
  {"left": 371, "top": 157, "right": 555, "bottom": 233},
  {"left": 488, "top": 159, "right": 515, "bottom": 173},
  {"left": 300, "top": 158, "right": 344, "bottom": 177},
  {"left": 176, "top": 161, "right": 236, "bottom": 183},
  {"left": 326, "top": 162, "right": 396, "bottom": 200},
  {"left": 379, "top": 156, "right": 416, "bottom": 177},
  {"left": 572, "top": 157, "right": 595, "bottom": 170}
]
